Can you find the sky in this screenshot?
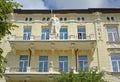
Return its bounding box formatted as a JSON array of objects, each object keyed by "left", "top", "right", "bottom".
[{"left": 14, "top": 0, "right": 120, "bottom": 9}]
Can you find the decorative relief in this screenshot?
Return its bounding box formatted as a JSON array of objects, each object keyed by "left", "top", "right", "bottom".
[{"left": 95, "top": 12, "right": 102, "bottom": 40}]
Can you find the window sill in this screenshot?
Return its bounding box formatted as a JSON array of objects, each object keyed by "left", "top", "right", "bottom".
[
  {"left": 106, "top": 41, "right": 120, "bottom": 43},
  {"left": 110, "top": 72, "right": 120, "bottom": 74}
]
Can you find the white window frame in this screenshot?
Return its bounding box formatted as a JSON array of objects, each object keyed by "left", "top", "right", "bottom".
[
  {"left": 41, "top": 27, "right": 49, "bottom": 40},
  {"left": 78, "top": 56, "right": 88, "bottom": 70},
  {"left": 111, "top": 54, "right": 120, "bottom": 72},
  {"left": 77, "top": 27, "right": 86, "bottom": 40},
  {"left": 59, "top": 27, "right": 68, "bottom": 40},
  {"left": 106, "top": 27, "right": 119, "bottom": 42},
  {"left": 39, "top": 56, "right": 48, "bottom": 72},
  {"left": 23, "top": 27, "right": 31, "bottom": 40},
  {"left": 59, "top": 56, "right": 68, "bottom": 71},
  {"left": 19, "top": 56, "right": 28, "bottom": 72}
]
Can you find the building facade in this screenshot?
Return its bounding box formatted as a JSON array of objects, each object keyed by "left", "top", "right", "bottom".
[{"left": 0, "top": 8, "right": 120, "bottom": 82}]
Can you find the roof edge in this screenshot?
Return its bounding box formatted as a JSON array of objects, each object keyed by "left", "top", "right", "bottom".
[{"left": 14, "top": 8, "right": 120, "bottom": 14}]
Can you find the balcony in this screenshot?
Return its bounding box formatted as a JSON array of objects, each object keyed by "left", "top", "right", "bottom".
[
  {"left": 4, "top": 66, "right": 60, "bottom": 82},
  {"left": 8, "top": 34, "right": 95, "bottom": 41},
  {"left": 5, "top": 67, "right": 61, "bottom": 74},
  {"left": 8, "top": 34, "right": 96, "bottom": 50}
]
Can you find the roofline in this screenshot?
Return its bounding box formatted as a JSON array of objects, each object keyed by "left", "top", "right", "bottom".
[{"left": 14, "top": 8, "right": 120, "bottom": 14}]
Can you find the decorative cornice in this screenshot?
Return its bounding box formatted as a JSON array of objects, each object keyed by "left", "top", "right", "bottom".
[{"left": 14, "top": 8, "right": 120, "bottom": 14}]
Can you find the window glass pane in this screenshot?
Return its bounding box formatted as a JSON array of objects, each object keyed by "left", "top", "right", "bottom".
[
  {"left": 59, "top": 62, "right": 63, "bottom": 71},
  {"left": 119, "top": 61, "right": 120, "bottom": 71},
  {"left": 112, "top": 61, "right": 118, "bottom": 72},
  {"left": 59, "top": 28, "right": 67, "bottom": 39},
  {"left": 111, "top": 54, "right": 120, "bottom": 72},
  {"left": 19, "top": 62, "right": 23, "bottom": 72},
  {"left": 39, "top": 56, "right": 48, "bottom": 72},
  {"left": 111, "top": 54, "right": 120, "bottom": 60},
  {"left": 23, "top": 61, "right": 27, "bottom": 72},
  {"left": 59, "top": 56, "right": 68, "bottom": 71},
  {"left": 78, "top": 56, "right": 88, "bottom": 70},
  {"left": 41, "top": 28, "right": 49, "bottom": 40},
  {"left": 39, "top": 62, "right": 43, "bottom": 72},
  {"left": 19, "top": 56, "right": 28, "bottom": 72},
  {"left": 84, "top": 61, "right": 88, "bottom": 68},
  {"left": 23, "top": 28, "right": 31, "bottom": 40},
  {"left": 77, "top": 27, "right": 86, "bottom": 39},
  {"left": 20, "top": 56, "right": 28, "bottom": 60},
  {"left": 64, "top": 62, "right": 68, "bottom": 71},
  {"left": 83, "top": 33, "right": 86, "bottom": 39},
  {"left": 108, "top": 33, "right": 113, "bottom": 41},
  {"left": 79, "top": 61, "right": 83, "bottom": 69},
  {"left": 24, "top": 28, "right": 31, "bottom": 32},
  {"left": 114, "top": 33, "right": 119, "bottom": 41},
  {"left": 78, "top": 28, "right": 85, "bottom": 32},
  {"left": 79, "top": 56, "right": 88, "bottom": 60},
  {"left": 44, "top": 62, "right": 48, "bottom": 72},
  {"left": 107, "top": 27, "right": 119, "bottom": 41}
]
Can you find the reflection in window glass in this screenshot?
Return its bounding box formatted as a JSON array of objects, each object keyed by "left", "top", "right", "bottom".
[{"left": 111, "top": 54, "right": 120, "bottom": 72}]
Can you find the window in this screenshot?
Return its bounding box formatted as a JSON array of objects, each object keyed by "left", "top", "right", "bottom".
[
  {"left": 42, "top": 17, "right": 46, "bottom": 21},
  {"left": 111, "top": 54, "right": 120, "bottom": 72},
  {"left": 42, "top": 17, "right": 50, "bottom": 22},
  {"left": 29, "top": 18, "right": 32, "bottom": 21},
  {"left": 107, "top": 27, "right": 119, "bottom": 41},
  {"left": 25, "top": 17, "right": 32, "bottom": 22},
  {"left": 59, "top": 56, "right": 68, "bottom": 72},
  {"left": 59, "top": 28, "right": 68, "bottom": 40},
  {"left": 23, "top": 27, "right": 31, "bottom": 40},
  {"left": 78, "top": 56, "right": 88, "bottom": 70},
  {"left": 59, "top": 17, "right": 67, "bottom": 22},
  {"left": 25, "top": 18, "right": 28, "bottom": 21},
  {"left": 39, "top": 56, "right": 48, "bottom": 72},
  {"left": 106, "top": 17, "right": 115, "bottom": 21},
  {"left": 19, "top": 56, "right": 28, "bottom": 72},
  {"left": 77, "top": 17, "right": 85, "bottom": 22},
  {"left": 41, "top": 27, "right": 49, "bottom": 40},
  {"left": 77, "top": 27, "right": 86, "bottom": 39}
]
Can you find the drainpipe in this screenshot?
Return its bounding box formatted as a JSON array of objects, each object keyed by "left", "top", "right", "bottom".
[{"left": 28, "top": 48, "right": 32, "bottom": 67}]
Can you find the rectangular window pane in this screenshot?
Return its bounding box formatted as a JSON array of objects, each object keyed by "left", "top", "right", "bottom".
[
  {"left": 44, "top": 62, "right": 48, "bottom": 72},
  {"left": 23, "top": 27, "right": 31, "bottom": 40},
  {"left": 84, "top": 61, "right": 88, "bottom": 68},
  {"left": 107, "top": 33, "right": 113, "bottom": 41},
  {"left": 41, "top": 28, "right": 49, "bottom": 40},
  {"left": 112, "top": 61, "right": 118, "bottom": 72},
  {"left": 119, "top": 61, "right": 120, "bottom": 71},
  {"left": 114, "top": 33, "right": 119, "bottom": 41},
  {"left": 79, "top": 61, "right": 83, "bottom": 69},
  {"left": 59, "top": 62, "right": 63, "bottom": 71},
  {"left": 39, "top": 62, "right": 43, "bottom": 72},
  {"left": 19, "top": 62, "right": 23, "bottom": 72},
  {"left": 64, "top": 62, "right": 68, "bottom": 71}
]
